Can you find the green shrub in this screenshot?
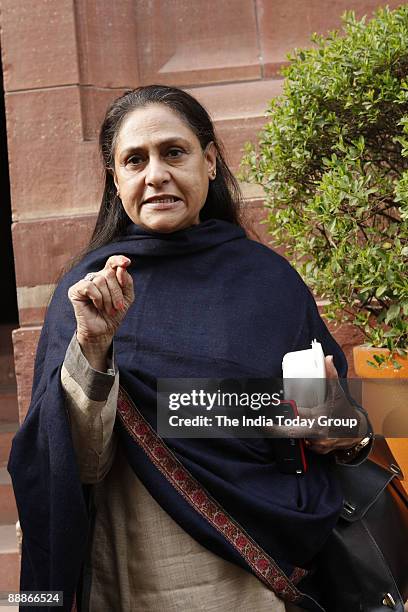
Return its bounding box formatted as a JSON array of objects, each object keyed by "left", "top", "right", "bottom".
[{"left": 241, "top": 6, "right": 408, "bottom": 357}]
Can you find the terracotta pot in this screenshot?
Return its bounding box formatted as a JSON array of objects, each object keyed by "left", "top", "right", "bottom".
[{"left": 353, "top": 346, "right": 408, "bottom": 493}]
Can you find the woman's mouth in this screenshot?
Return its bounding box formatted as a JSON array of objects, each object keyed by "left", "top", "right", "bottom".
[{"left": 142, "top": 198, "right": 184, "bottom": 211}]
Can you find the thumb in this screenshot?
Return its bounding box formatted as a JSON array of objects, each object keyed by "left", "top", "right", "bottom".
[{"left": 325, "top": 355, "right": 338, "bottom": 379}]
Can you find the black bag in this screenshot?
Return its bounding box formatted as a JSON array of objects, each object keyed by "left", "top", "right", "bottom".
[{"left": 315, "top": 436, "right": 408, "bottom": 612}]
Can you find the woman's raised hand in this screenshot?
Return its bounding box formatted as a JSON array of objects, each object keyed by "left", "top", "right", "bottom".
[{"left": 68, "top": 256, "right": 134, "bottom": 369}]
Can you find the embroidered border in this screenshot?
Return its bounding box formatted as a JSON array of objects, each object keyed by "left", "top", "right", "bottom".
[{"left": 117, "top": 386, "right": 308, "bottom": 603}]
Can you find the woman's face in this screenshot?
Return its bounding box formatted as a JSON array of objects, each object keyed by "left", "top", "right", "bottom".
[{"left": 112, "top": 103, "right": 217, "bottom": 233}]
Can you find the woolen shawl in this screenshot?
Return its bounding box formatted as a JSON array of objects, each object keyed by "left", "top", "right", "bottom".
[{"left": 8, "top": 219, "right": 348, "bottom": 611}]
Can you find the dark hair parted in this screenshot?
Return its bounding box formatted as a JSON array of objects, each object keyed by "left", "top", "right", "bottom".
[{"left": 86, "top": 85, "right": 246, "bottom": 252}]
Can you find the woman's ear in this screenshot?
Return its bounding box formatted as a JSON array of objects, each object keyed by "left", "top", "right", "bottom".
[
  {"left": 204, "top": 142, "right": 217, "bottom": 179},
  {"left": 109, "top": 167, "right": 120, "bottom": 195}
]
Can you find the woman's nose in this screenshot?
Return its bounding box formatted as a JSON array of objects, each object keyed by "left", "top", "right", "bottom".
[{"left": 145, "top": 157, "right": 170, "bottom": 186}]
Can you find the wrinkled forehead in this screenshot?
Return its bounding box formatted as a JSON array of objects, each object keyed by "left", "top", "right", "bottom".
[{"left": 114, "top": 104, "right": 200, "bottom": 153}]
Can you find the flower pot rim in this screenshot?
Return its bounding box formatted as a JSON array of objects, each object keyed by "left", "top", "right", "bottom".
[{"left": 353, "top": 344, "right": 408, "bottom": 378}]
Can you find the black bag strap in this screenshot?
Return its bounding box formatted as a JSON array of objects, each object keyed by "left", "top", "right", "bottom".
[{"left": 334, "top": 436, "right": 407, "bottom": 522}]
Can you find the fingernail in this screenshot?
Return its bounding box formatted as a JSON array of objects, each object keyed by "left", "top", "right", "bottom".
[{"left": 118, "top": 302, "right": 124, "bottom": 310}]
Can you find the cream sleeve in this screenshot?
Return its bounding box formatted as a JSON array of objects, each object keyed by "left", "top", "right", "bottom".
[{"left": 61, "top": 333, "right": 119, "bottom": 484}]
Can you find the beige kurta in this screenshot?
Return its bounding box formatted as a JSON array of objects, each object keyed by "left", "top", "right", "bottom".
[{"left": 61, "top": 334, "right": 304, "bottom": 612}]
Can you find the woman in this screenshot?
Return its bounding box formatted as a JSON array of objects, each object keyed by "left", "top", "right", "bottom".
[{"left": 8, "top": 86, "right": 370, "bottom": 612}]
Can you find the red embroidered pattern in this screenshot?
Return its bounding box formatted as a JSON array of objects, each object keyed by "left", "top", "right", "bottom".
[
  {"left": 290, "top": 566, "right": 309, "bottom": 584},
  {"left": 117, "top": 387, "right": 307, "bottom": 603}
]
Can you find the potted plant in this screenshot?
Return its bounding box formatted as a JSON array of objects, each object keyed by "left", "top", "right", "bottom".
[{"left": 241, "top": 6, "right": 408, "bottom": 478}]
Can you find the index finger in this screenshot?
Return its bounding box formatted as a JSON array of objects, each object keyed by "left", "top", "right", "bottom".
[{"left": 104, "top": 255, "right": 131, "bottom": 271}]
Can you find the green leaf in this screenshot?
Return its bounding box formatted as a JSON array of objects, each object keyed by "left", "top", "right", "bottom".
[
  {"left": 375, "top": 285, "right": 387, "bottom": 298},
  {"left": 385, "top": 304, "right": 400, "bottom": 324},
  {"left": 392, "top": 360, "right": 402, "bottom": 370}
]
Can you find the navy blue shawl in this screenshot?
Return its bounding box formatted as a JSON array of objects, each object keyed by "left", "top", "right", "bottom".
[{"left": 8, "top": 219, "right": 347, "bottom": 611}]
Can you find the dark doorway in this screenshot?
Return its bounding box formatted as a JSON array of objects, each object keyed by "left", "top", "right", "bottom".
[
  {"left": 0, "top": 46, "right": 19, "bottom": 563},
  {"left": 0, "top": 42, "right": 18, "bottom": 415},
  {"left": 0, "top": 44, "right": 18, "bottom": 326}
]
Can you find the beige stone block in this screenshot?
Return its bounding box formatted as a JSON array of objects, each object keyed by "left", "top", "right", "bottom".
[
  {"left": 75, "top": 0, "right": 140, "bottom": 88},
  {"left": 12, "top": 327, "right": 41, "bottom": 424},
  {"left": 185, "top": 80, "right": 282, "bottom": 171},
  {"left": 135, "top": 0, "right": 261, "bottom": 86},
  {"left": 18, "top": 308, "right": 47, "bottom": 328},
  {"left": 0, "top": 0, "right": 79, "bottom": 91},
  {"left": 215, "top": 115, "right": 269, "bottom": 172},
  {"left": 12, "top": 215, "right": 95, "bottom": 289},
  {"left": 0, "top": 525, "right": 20, "bottom": 592},
  {"left": 257, "top": 0, "right": 404, "bottom": 77},
  {"left": 80, "top": 88, "right": 127, "bottom": 141},
  {"left": 5, "top": 88, "right": 101, "bottom": 220},
  {"left": 185, "top": 80, "right": 282, "bottom": 122},
  {"left": 0, "top": 469, "right": 18, "bottom": 524}
]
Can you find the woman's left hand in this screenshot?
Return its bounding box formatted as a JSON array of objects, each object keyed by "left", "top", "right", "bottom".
[{"left": 304, "top": 356, "right": 364, "bottom": 455}]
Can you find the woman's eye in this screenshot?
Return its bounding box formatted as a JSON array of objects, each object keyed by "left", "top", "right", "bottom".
[
  {"left": 166, "top": 148, "right": 184, "bottom": 158},
  {"left": 127, "top": 155, "right": 144, "bottom": 166}
]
